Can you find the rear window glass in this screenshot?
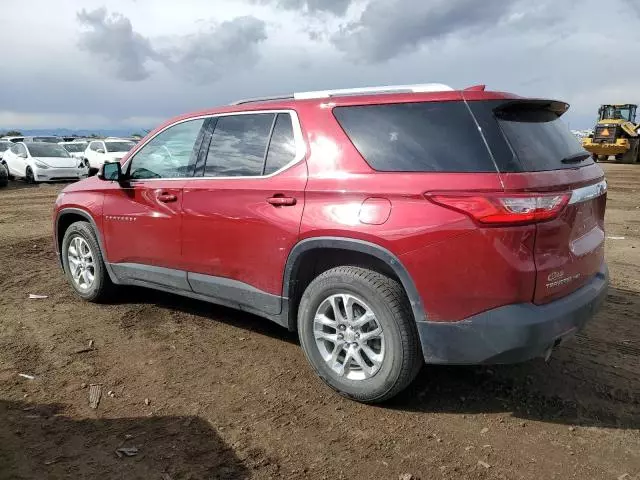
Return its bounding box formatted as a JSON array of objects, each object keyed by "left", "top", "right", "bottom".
[
  {"left": 468, "top": 100, "right": 593, "bottom": 172},
  {"left": 333, "top": 102, "right": 496, "bottom": 172}
]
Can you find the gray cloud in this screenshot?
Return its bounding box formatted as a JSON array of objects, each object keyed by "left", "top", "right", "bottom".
[
  {"left": 76, "top": 9, "right": 267, "bottom": 84},
  {"left": 77, "top": 8, "right": 160, "bottom": 81},
  {"left": 622, "top": 0, "right": 640, "bottom": 17},
  {"left": 160, "top": 16, "right": 267, "bottom": 84},
  {"left": 253, "top": 0, "right": 352, "bottom": 15},
  {"left": 331, "top": 0, "right": 538, "bottom": 62}
]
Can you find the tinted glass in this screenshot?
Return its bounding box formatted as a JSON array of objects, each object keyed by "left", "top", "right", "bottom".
[
  {"left": 129, "top": 119, "right": 204, "bottom": 179},
  {"left": 62, "top": 143, "right": 86, "bottom": 153},
  {"left": 466, "top": 100, "right": 594, "bottom": 172},
  {"left": 32, "top": 137, "right": 60, "bottom": 143},
  {"left": 204, "top": 113, "right": 274, "bottom": 177},
  {"left": 26, "top": 143, "right": 70, "bottom": 158},
  {"left": 494, "top": 103, "right": 593, "bottom": 171},
  {"left": 264, "top": 114, "right": 296, "bottom": 175},
  {"left": 333, "top": 102, "right": 496, "bottom": 172},
  {"left": 105, "top": 141, "right": 135, "bottom": 153}
]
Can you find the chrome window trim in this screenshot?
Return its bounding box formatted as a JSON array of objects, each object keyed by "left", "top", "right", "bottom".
[
  {"left": 568, "top": 179, "right": 607, "bottom": 205},
  {"left": 123, "top": 109, "right": 306, "bottom": 182}
]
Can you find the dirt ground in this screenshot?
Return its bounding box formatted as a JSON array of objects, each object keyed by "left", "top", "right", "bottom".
[{"left": 0, "top": 163, "right": 639, "bottom": 480}]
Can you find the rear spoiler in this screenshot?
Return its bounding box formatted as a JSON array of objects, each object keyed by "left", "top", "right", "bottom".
[{"left": 493, "top": 99, "right": 570, "bottom": 118}]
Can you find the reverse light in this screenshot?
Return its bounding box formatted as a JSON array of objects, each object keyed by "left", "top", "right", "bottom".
[{"left": 427, "top": 192, "right": 571, "bottom": 225}]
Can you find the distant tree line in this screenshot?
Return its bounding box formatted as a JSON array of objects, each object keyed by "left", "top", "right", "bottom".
[{"left": 0, "top": 130, "right": 23, "bottom": 136}]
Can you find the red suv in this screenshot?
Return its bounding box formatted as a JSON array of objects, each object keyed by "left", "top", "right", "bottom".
[{"left": 54, "top": 84, "right": 609, "bottom": 403}]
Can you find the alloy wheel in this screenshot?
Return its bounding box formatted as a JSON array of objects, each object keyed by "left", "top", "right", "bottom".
[
  {"left": 67, "top": 236, "right": 96, "bottom": 291},
  {"left": 313, "top": 293, "right": 385, "bottom": 381}
]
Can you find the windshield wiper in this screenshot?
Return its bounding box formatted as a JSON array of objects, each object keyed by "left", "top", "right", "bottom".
[{"left": 561, "top": 152, "right": 591, "bottom": 164}]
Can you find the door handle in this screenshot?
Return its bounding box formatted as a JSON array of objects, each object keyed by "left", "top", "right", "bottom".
[
  {"left": 157, "top": 192, "right": 177, "bottom": 203},
  {"left": 267, "top": 195, "right": 297, "bottom": 207}
]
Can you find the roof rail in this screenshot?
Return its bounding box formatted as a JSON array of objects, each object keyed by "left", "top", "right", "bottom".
[
  {"left": 230, "top": 83, "right": 454, "bottom": 105},
  {"left": 293, "top": 83, "right": 454, "bottom": 100},
  {"left": 230, "top": 94, "right": 295, "bottom": 105}
]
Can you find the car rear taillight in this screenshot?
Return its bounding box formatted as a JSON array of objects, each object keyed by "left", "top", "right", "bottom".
[{"left": 426, "top": 192, "right": 571, "bottom": 226}]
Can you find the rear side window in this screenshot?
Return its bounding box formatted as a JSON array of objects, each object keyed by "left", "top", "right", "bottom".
[
  {"left": 467, "top": 100, "right": 593, "bottom": 172},
  {"left": 333, "top": 102, "right": 497, "bottom": 172},
  {"left": 204, "top": 113, "right": 274, "bottom": 177},
  {"left": 264, "top": 113, "right": 296, "bottom": 175}
]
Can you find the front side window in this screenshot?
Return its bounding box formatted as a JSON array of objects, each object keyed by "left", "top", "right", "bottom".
[
  {"left": 128, "top": 118, "right": 205, "bottom": 180},
  {"left": 204, "top": 113, "right": 274, "bottom": 177},
  {"left": 89, "top": 142, "right": 101, "bottom": 152}
]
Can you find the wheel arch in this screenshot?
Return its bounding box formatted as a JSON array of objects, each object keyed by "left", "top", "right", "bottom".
[
  {"left": 282, "top": 237, "right": 427, "bottom": 331},
  {"left": 55, "top": 208, "right": 119, "bottom": 283}
]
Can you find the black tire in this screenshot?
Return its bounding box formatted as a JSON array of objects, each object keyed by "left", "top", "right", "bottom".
[
  {"left": 298, "top": 266, "right": 423, "bottom": 403},
  {"left": 25, "top": 166, "right": 35, "bottom": 184},
  {"left": 620, "top": 140, "right": 639, "bottom": 164},
  {"left": 61, "top": 221, "right": 115, "bottom": 302},
  {"left": 0, "top": 163, "right": 8, "bottom": 188}
]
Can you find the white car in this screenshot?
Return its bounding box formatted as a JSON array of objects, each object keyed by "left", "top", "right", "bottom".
[
  {"left": 84, "top": 139, "right": 136, "bottom": 171},
  {"left": 3, "top": 142, "right": 88, "bottom": 183},
  {"left": 0, "top": 140, "right": 11, "bottom": 160},
  {"left": 59, "top": 141, "right": 89, "bottom": 161}
]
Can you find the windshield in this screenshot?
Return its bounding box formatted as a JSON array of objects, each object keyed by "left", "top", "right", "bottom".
[
  {"left": 26, "top": 143, "right": 71, "bottom": 158},
  {"left": 0, "top": 142, "right": 11, "bottom": 152},
  {"left": 600, "top": 105, "right": 635, "bottom": 122},
  {"left": 105, "top": 141, "right": 135, "bottom": 153},
  {"left": 61, "top": 143, "right": 87, "bottom": 153}
]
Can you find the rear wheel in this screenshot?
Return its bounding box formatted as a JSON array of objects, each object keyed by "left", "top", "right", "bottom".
[
  {"left": 61, "top": 221, "right": 114, "bottom": 302},
  {"left": 298, "top": 266, "right": 423, "bottom": 403}
]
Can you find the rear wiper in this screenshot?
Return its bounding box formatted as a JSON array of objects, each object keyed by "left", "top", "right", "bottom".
[{"left": 561, "top": 152, "right": 591, "bottom": 164}]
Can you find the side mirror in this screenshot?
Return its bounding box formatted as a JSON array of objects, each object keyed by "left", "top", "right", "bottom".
[
  {"left": 18, "top": 152, "right": 27, "bottom": 158},
  {"left": 98, "top": 161, "right": 123, "bottom": 182},
  {"left": 96, "top": 148, "right": 106, "bottom": 154}
]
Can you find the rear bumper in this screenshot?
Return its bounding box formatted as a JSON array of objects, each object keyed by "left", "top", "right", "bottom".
[{"left": 417, "top": 263, "right": 609, "bottom": 364}]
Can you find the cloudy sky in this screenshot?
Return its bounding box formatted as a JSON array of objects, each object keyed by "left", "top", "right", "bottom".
[{"left": 1, "top": 0, "right": 638, "bottom": 131}]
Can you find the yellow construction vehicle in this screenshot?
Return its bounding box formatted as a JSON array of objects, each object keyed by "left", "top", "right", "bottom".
[{"left": 582, "top": 104, "right": 640, "bottom": 163}]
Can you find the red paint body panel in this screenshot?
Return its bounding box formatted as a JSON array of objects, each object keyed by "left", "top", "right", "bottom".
[
  {"left": 102, "top": 180, "right": 185, "bottom": 267},
  {"left": 181, "top": 161, "right": 307, "bottom": 295},
  {"left": 53, "top": 88, "right": 607, "bottom": 326}
]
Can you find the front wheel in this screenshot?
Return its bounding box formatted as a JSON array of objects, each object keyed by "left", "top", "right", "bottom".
[
  {"left": 61, "top": 221, "right": 114, "bottom": 302},
  {"left": 298, "top": 266, "right": 423, "bottom": 403},
  {"left": 25, "top": 166, "right": 35, "bottom": 184}
]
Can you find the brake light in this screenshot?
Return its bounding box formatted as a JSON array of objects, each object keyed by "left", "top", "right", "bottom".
[{"left": 427, "top": 192, "right": 570, "bottom": 225}]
